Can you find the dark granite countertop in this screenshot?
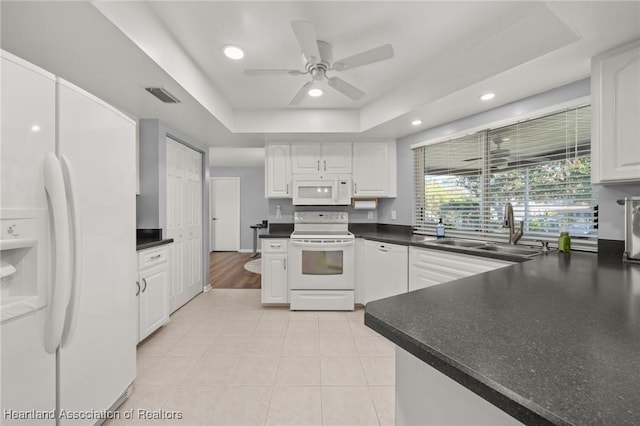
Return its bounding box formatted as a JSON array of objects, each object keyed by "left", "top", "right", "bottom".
[
  {"left": 136, "top": 228, "right": 173, "bottom": 251},
  {"left": 136, "top": 238, "right": 173, "bottom": 251},
  {"left": 365, "top": 251, "right": 640, "bottom": 425}
]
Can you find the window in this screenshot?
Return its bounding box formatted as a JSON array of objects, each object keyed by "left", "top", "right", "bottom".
[{"left": 414, "top": 105, "right": 597, "bottom": 249}]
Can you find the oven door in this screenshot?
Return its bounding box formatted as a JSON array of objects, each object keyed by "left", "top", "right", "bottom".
[{"left": 289, "top": 238, "right": 355, "bottom": 290}]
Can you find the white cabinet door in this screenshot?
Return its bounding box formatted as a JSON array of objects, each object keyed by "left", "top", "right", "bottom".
[
  {"left": 291, "top": 142, "right": 352, "bottom": 174},
  {"left": 261, "top": 239, "right": 289, "bottom": 304},
  {"left": 261, "top": 254, "right": 288, "bottom": 304},
  {"left": 409, "top": 247, "right": 512, "bottom": 291},
  {"left": 592, "top": 40, "right": 640, "bottom": 184},
  {"left": 291, "top": 143, "right": 322, "bottom": 173},
  {"left": 266, "top": 144, "right": 292, "bottom": 197},
  {"left": 166, "top": 138, "right": 203, "bottom": 313},
  {"left": 138, "top": 264, "right": 169, "bottom": 342},
  {"left": 137, "top": 246, "right": 170, "bottom": 342},
  {"left": 363, "top": 240, "right": 408, "bottom": 304},
  {"left": 352, "top": 142, "right": 396, "bottom": 197},
  {"left": 322, "top": 143, "right": 352, "bottom": 173}
]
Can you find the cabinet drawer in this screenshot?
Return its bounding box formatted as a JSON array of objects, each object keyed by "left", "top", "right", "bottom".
[
  {"left": 138, "top": 246, "right": 169, "bottom": 270},
  {"left": 262, "top": 239, "right": 288, "bottom": 253}
]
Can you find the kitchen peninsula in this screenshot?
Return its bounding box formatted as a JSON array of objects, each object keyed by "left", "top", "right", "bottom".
[{"left": 365, "top": 250, "right": 640, "bottom": 425}]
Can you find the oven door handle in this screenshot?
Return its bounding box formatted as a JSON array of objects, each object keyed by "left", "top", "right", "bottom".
[{"left": 290, "top": 239, "right": 354, "bottom": 248}]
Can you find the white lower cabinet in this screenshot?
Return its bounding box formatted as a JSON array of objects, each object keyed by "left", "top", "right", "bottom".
[
  {"left": 363, "top": 240, "right": 408, "bottom": 304},
  {"left": 261, "top": 239, "right": 289, "bottom": 304},
  {"left": 409, "top": 246, "right": 512, "bottom": 291},
  {"left": 137, "top": 245, "right": 171, "bottom": 342},
  {"left": 396, "top": 346, "right": 523, "bottom": 425}
]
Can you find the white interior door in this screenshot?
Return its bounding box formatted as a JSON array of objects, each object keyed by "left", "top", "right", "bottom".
[
  {"left": 210, "top": 177, "right": 240, "bottom": 251},
  {"left": 166, "top": 137, "right": 203, "bottom": 313}
]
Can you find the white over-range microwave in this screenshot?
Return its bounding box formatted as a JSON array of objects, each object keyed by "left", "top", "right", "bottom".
[{"left": 292, "top": 174, "right": 352, "bottom": 205}]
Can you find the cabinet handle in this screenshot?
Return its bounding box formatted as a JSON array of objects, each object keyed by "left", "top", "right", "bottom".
[
  {"left": 317, "top": 160, "right": 320, "bottom": 171},
  {"left": 286, "top": 183, "right": 289, "bottom": 194},
  {"left": 142, "top": 278, "right": 147, "bottom": 293},
  {"left": 135, "top": 281, "right": 140, "bottom": 296},
  {"left": 271, "top": 243, "right": 281, "bottom": 248},
  {"left": 150, "top": 254, "right": 162, "bottom": 260},
  {"left": 324, "top": 160, "right": 327, "bottom": 171},
  {"left": 284, "top": 259, "right": 287, "bottom": 270},
  {"left": 354, "top": 182, "right": 358, "bottom": 194}
]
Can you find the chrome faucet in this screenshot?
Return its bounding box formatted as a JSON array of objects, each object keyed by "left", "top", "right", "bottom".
[{"left": 503, "top": 202, "right": 524, "bottom": 245}]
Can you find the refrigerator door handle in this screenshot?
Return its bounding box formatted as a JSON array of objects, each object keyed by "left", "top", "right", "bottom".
[
  {"left": 43, "top": 153, "right": 72, "bottom": 354},
  {"left": 60, "top": 155, "right": 82, "bottom": 345}
]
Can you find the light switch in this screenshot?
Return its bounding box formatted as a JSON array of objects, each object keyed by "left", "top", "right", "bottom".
[
  {"left": 391, "top": 210, "right": 397, "bottom": 220},
  {"left": 367, "top": 211, "right": 374, "bottom": 219}
]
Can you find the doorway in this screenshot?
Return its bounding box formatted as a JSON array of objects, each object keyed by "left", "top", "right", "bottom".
[{"left": 210, "top": 177, "right": 240, "bottom": 251}]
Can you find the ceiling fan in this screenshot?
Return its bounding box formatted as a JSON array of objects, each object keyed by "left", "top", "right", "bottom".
[{"left": 243, "top": 21, "right": 395, "bottom": 105}]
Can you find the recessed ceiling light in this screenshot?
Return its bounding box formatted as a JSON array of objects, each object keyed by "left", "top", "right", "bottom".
[
  {"left": 31, "top": 124, "right": 41, "bottom": 132},
  {"left": 411, "top": 119, "right": 422, "bottom": 126},
  {"left": 480, "top": 92, "right": 495, "bottom": 101},
  {"left": 222, "top": 45, "right": 244, "bottom": 60},
  {"left": 308, "top": 88, "right": 323, "bottom": 97}
]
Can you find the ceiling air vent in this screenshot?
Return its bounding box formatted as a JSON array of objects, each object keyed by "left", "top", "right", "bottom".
[{"left": 145, "top": 87, "right": 180, "bottom": 104}]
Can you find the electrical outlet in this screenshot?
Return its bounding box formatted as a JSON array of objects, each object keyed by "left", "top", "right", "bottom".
[
  {"left": 391, "top": 210, "right": 397, "bottom": 220},
  {"left": 276, "top": 205, "right": 282, "bottom": 219},
  {"left": 367, "top": 211, "right": 374, "bottom": 220}
]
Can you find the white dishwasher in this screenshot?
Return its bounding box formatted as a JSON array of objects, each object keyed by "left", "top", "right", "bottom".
[{"left": 363, "top": 240, "right": 408, "bottom": 304}]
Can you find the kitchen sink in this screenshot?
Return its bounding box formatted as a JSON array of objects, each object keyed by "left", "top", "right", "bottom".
[
  {"left": 475, "top": 244, "right": 542, "bottom": 256},
  {"left": 430, "top": 238, "right": 487, "bottom": 248}
]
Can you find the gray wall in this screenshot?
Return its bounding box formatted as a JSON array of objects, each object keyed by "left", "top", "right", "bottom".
[
  {"left": 137, "top": 119, "right": 211, "bottom": 232},
  {"left": 377, "top": 77, "right": 640, "bottom": 241},
  {"left": 378, "top": 78, "right": 591, "bottom": 227},
  {"left": 267, "top": 199, "right": 379, "bottom": 225},
  {"left": 210, "top": 166, "right": 269, "bottom": 251},
  {"left": 137, "top": 118, "right": 211, "bottom": 289},
  {"left": 597, "top": 184, "right": 640, "bottom": 240}
]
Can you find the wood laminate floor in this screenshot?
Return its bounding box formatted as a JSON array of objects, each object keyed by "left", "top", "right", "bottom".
[{"left": 209, "top": 251, "right": 261, "bottom": 289}]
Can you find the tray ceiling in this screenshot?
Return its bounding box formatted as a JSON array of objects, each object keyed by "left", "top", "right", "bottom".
[{"left": 2, "top": 1, "right": 640, "bottom": 146}]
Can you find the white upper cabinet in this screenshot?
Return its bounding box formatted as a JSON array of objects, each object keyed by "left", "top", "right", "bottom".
[
  {"left": 265, "top": 140, "right": 396, "bottom": 198},
  {"left": 291, "top": 142, "right": 352, "bottom": 174},
  {"left": 352, "top": 141, "right": 397, "bottom": 197},
  {"left": 322, "top": 143, "right": 352, "bottom": 173},
  {"left": 265, "top": 143, "right": 292, "bottom": 197},
  {"left": 591, "top": 40, "right": 640, "bottom": 184}
]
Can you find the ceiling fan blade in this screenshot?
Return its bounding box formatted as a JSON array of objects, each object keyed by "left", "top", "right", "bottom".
[
  {"left": 333, "top": 44, "right": 394, "bottom": 71},
  {"left": 243, "top": 69, "right": 303, "bottom": 77},
  {"left": 327, "top": 77, "right": 365, "bottom": 100},
  {"left": 291, "top": 21, "right": 321, "bottom": 64},
  {"left": 289, "top": 81, "right": 313, "bottom": 106}
]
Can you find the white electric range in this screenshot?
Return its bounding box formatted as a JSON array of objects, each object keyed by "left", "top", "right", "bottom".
[{"left": 289, "top": 212, "right": 355, "bottom": 311}]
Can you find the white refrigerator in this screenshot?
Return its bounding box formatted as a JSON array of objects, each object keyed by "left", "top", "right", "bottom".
[{"left": 0, "top": 50, "right": 137, "bottom": 425}]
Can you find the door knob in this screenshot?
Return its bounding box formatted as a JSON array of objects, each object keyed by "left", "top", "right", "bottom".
[{"left": 212, "top": 217, "right": 218, "bottom": 220}]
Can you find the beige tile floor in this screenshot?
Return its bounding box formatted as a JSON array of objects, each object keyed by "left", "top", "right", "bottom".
[{"left": 107, "top": 289, "right": 395, "bottom": 426}]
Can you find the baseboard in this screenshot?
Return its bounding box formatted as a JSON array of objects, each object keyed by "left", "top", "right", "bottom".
[
  {"left": 239, "top": 249, "right": 261, "bottom": 254},
  {"left": 203, "top": 284, "right": 212, "bottom": 292}
]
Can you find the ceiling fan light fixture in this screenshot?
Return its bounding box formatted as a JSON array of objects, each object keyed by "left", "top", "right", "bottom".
[
  {"left": 222, "top": 45, "right": 245, "bottom": 60},
  {"left": 308, "top": 88, "right": 323, "bottom": 97},
  {"left": 480, "top": 92, "right": 496, "bottom": 101}
]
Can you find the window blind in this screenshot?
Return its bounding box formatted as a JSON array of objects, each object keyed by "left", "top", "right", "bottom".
[{"left": 414, "top": 105, "right": 597, "bottom": 250}]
